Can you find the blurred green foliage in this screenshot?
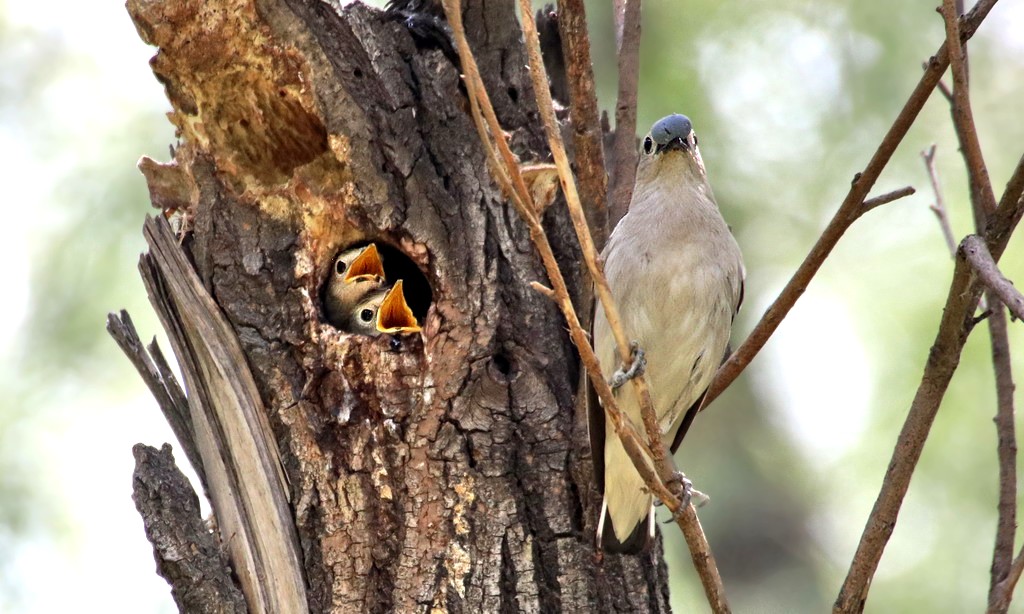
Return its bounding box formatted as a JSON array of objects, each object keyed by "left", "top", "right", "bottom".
[
  {"left": 2, "top": 0, "right": 1023, "bottom": 611},
  {"left": 0, "top": 1, "right": 177, "bottom": 610},
  {"left": 587, "top": 1, "right": 1024, "bottom": 611}
]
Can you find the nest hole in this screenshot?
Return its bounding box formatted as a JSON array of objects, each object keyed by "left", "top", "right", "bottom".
[
  {"left": 321, "top": 240, "right": 433, "bottom": 336},
  {"left": 376, "top": 242, "right": 432, "bottom": 319}
]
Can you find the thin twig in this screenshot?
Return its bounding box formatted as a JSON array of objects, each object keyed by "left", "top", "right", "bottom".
[
  {"left": 920, "top": 62, "right": 955, "bottom": 102},
  {"left": 555, "top": 0, "right": 609, "bottom": 250},
  {"left": 440, "top": 0, "right": 674, "bottom": 527},
  {"left": 921, "top": 145, "right": 960, "bottom": 255},
  {"left": 832, "top": 2, "right": 1004, "bottom": 611},
  {"left": 938, "top": 79, "right": 955, "bottom": 102},
  {"left": 922, "top": 144, "right": 988, "bottom": 305},
  {"left": 991, "top": 546, "right": 1024, "bottom": 613},
  {"left": 514, "top": 5, "right": 728, "bottom": 607},
  {"left": 861, "top": 185, "right": 916, "bottom": 213},
  {"left": 961, "top": 237, "right": 1024, "bottom": 321},
  {"left": 515, "top": 0, "right": 663, "bottom": 468},
  {"left": 607, "top": 0, "right": 642, "bottom": 227},
  {"left": 940, "top": 2, "right": 1019, "bottom": 603},
  {"left": 678, "top": 504, "right": 728, "bottom": 612},
  {"left": 986, "top": 299, "right": 1018, "bottom": 614},
  {"left": 942, "top": 0, "right": 997, "bottom": 225},
  {"left": 530, "top": 281, "right": 556, "bottom": 299},
  {"left": 703, "top": 0, "right": 1000, "bottom": 410},
  {"left": 835, "top": 168, "right": 1022, "bottom": 614}
]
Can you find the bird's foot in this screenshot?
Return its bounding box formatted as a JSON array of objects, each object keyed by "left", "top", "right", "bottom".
[
  {"left": 657, "top": 472, "right": 710, "bottom": 521},
  {"left": 666, "top": 471, "right": 693, "bottom": 511},
  {"left": 609, "top": 341, "right": 646, "bottom": 390}
]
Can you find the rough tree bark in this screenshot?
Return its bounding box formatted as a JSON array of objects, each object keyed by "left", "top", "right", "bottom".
[{"left": 118, "top": 0, "right": 674, "bottom": 611}]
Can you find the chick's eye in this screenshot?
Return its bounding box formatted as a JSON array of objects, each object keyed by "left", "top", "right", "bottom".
[
  {"left": 643, "top": 136, "right": 653, "bottom": 154},
  {"left": 335, "top": 260, "right": 347, "bottom": 275},
  {"left": 359, "top": 308, "right": 374, "bottom": 323}
]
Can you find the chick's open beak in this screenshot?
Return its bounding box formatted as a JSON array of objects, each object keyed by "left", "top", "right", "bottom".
[
  {"left": 376, "top": 280, "right": 422, "bottom": 334},
  {"left": 344, "top": 243, "right": 386, "bottom": 283}
]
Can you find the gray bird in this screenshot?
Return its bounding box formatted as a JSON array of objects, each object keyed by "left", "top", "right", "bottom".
[{"left": 590, "top": 114, "right": 745, "bottom": 553}]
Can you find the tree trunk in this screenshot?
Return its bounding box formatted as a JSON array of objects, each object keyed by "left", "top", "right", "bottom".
[{"left": 119, "top": 0, "right": 672, "bottom": 611}]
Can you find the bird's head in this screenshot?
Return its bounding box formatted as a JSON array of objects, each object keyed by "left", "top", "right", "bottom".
[
  {"left": 334, "top": 243, "right": 386, "bottom": 284},
  {"left": 636, "top": 114, "right": 706, "bottom": 182}
]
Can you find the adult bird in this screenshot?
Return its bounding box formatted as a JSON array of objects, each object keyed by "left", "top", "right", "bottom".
[{"left": 591, "top": 114, "right": 745, "bottom": 553}]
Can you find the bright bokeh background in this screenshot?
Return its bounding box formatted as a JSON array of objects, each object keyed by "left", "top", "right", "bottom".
[{"left": 1, "top": 0, "right": 1022, "bottom": 611}]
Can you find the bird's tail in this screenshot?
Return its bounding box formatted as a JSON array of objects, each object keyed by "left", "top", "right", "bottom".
[
  {"left": 597, "top": 436, "right": 656, "bottom": 553},
  {"left": 598, "top": 496, "right": 654, "bottom": 554}
]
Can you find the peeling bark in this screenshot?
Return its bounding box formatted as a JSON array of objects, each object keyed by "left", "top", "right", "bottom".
[
  {"left": 132, "top": 443, "right": 248, "bottom": 614},
  {"left": 120, "top": 0, "right": 671, "bottom": 611}
]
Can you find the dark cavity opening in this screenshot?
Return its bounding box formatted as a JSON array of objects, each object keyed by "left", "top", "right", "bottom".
[
  {"left": 376, "top": 242, "right": 432, "bottom": 320},
  {"left": 321, "top": 240, "right": 433, "bottom": 330}
]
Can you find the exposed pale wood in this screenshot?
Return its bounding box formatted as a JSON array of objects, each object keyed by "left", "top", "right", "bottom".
[{"left": 139, "top": 215, "right": 307, "bottom": 614}]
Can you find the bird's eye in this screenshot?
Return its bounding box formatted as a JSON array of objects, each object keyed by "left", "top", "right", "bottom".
[
  {"left": 336, "top": 260, "right": 347, "bottom": 275},
  {"left": 693, "top": 134, "right": 699, "bottom": 147},
  {"left": 359, "top": 308, "right": 374, "bottom": 323},
  {"left": 643, "top": 136, "right": 653, "bottom": 154}
]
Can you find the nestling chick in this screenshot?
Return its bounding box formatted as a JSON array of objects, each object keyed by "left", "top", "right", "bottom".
[
  {"left": 330, "top": 279, "right": 422, "bottom": 336},
  {"left": 324, "top": 244, "right": 386, "bottom": 329},
  {"left": 375, "top": 280, "right": 422, "bottom": 335}
]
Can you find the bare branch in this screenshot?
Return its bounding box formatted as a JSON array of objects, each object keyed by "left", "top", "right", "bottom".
[
  {"left": 607, "top": 0, "right": 642, "bottom": 227},
  {"left": 941, "top": 0, "right": 998, "bottom": 224},
  {"left": 514, "top": 5, "right": 728, "bottom": 607},
  {"left": 555, "top": 0, "right": 610, "bottom": 250},
  {"left": 107, "top": 310, "right": 205, "bottom": 490},
  {"left": 986, "top": 299, "right": 1018, "bottom": 614},
  {"left": 921, "top": 145, "right": 960, "bottom": 255},
  {"left": 835, "top": 178, "right": 1022, "bottom": 614},
  {"left": 938, "top": 78, "right": 955, "bottom": 102},
  {"left": 834, "top": 6, "right": 1007, "bottom": 607},
  {"left": 997, "top": 153, "right": 1024, "bottom": 211},
  {"left": 861, "top": 185, "right": 916, "bottom": 213},
  {"left": 938, "top": 2, "right": 1020, "bottom": 598},
  {"left": 678, "top": 504, "right": 730, "bottom": 614},
  {"left": 961, "top": 236, "right": 1024, "bottom": 321},
  {"left": 530, "top": 281, "right": 557, "bottom": 299},
  {"left": 991, "top": 545, "right": 1024, "bottom": 613},
  {"left": 703, "top": 0, "right": 1001, "bottom": 410}
]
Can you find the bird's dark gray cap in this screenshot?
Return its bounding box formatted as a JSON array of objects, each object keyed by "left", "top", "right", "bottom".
[{"left": 650, "top": 114, "right": 693, "bottom": 146}]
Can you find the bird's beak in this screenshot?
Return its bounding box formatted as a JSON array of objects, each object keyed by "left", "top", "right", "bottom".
[
  {"left": 656, "top": 138, "right": 689, "bottom": 154},
  {"left": 344, "top": 244, "right": 386, "bottom": 283},
  {"left": 376, "top": 280, "right": 421, "bottom": 334}
]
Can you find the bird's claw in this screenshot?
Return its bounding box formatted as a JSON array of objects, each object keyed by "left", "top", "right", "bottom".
[
  {"left": 656, "top": 472, "right": 709, "bottom": 522},
  {"left": 667, "top": 471, "right": 693, "bottom": 511},
  {"left": 609, "top": 341, "right": 647, "bottom": 390}
]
